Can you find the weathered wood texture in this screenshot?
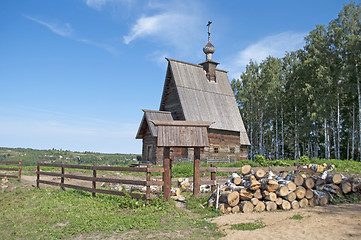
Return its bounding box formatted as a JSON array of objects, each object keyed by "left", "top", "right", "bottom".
[
  {"left": 0, "top": 160, "right": 22, "bottom": 181},
  {"left": 36, "top": 162, "right": 165, "bottom": 201}
]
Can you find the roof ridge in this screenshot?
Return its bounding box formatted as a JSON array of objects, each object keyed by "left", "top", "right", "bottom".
[
  {"left": 142, "top": 109, "right": 172, "bottom": 114},
  {"left": 166, "top": 58, "right": 228, "bottom": 73}
]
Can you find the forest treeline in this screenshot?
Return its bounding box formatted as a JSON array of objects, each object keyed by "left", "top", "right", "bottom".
[
  {"left": 232, "top": 2, "right": 361, "bottom": 161},
  {"left": 0, "top": 147, "right": 137, "bottom": 166}
]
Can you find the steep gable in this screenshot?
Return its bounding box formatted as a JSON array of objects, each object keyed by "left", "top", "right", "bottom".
[{"left": 160, "top": 58, "right": 250, "bottom": 146}]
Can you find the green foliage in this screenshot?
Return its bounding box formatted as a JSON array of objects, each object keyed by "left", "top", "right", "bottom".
[
  {"left": 186, "top": 196, "right": 221, "bottom": 218},
  {"left": 330, "top": 193, "right": 360, "bottom": 205},
  {"left": 232, "top": 2, "right": 361, "bottom": 161},
  {"left": 230, "top": 221, "right": 264, "bottom": 231},
  {"left": 298, "top": 156, "right": 311, "bottom": 165},
  {"left": 0, "top": 147, "right": 138, "bottom": 166},
  {"left": 290, "top": 214, "right": 304, "bottom": 220}
]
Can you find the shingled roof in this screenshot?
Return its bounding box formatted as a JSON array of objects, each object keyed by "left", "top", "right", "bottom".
[
  {"left": 135, "top": 109, "right": 173, "bottom": 139},
  {"left": 160, "top": 58, "right": 250, "bottom": 146}
]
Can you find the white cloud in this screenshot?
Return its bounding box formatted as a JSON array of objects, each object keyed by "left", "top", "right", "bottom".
[
  {"left": 24, "top": 15, "right": 73, "bottom": 37},
  {"left": 25, "top": 15, "right": 118, "bottom": 54},
  {"left": 224, "top": 31, "right": 306, "bottom": 80},
  {"left": 84, "top": 0, "right": 134, "bottom": 10}
]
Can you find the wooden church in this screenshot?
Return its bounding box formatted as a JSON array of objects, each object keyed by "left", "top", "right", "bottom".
[{"left": 136, "top": 22, "right": 250, "bottom": 164}]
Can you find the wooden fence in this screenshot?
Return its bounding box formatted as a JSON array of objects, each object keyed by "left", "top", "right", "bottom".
[
  {"left": 0, "top": 160, "right": 22, "bottom": 181},
  {"left": 198, "top": 164, "right": 319, "bottom": 193},
  {"left": 36, "top": 162, "right": 165, "bottom": 200}
]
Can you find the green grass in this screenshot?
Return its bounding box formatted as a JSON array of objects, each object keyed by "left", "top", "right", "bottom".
[
  {"left": 230, "top": 221, "right": 264, "bottom": 231},
  {"left": 0, "top": 182, "right": 222, "bottom": 240},
  {"left": 329, "top": 193, "right": 361, "bottom": 205},
  {"left": 290, "top": 214, "right": 304, "bottom": 220}
]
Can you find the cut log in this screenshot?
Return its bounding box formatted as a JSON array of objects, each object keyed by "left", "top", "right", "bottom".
[
  {"left": 229, "top": 185, "right": 244, "bottom": 192},
  {"left": 308, "top": 197, "right": 316, "bottom": 207},
  {"left": 240, "top": 201, "right": 254, "bottom": 213},
  {"left": 295, "top": 186, "right": 306, "bottom": 199},
  {"left": 244, "top": 180, "right": 261, "bottom": 191},
  {"left": 312, "top": 190, "right": 329, "bottom": 206},
  {"left": 326, "top": 174, "right": 342, "bottom": 184},
  {"left": 251, "top": 197, "right": 259, "bottom": 206},
  {"left": 231, "top": 205, "right": 240, "bottom": 213},
  {"left": 303, "top": 177, "right": 315, "bottom": 189},
  {"left": 243, "top": 174, "right": 257, "bottom": 182},
  {"left": 254, "top": 201, "right": 266, "bottom": 212},
  {"left": 208, "top": 197, "right": 215, "bottom": 208},
  {"left": 278, "top": 180, "right": 297, "bottom": 192},
  {"left": 352, "top": 179, "right": 361, "bottom": 192},
  {"left": 253, "top": 189, "right": 263, "bottom": 200},
  {"left": 220, "top": 186, "right": 231, "bottom": 193},
  {"left": 299, "top": 198, "right": 309, "bottom": 208},
  {"left": 340, "top": 180, "right": 352, "bottom": 194},
  {"left": 291, "top": 200, "right": 300, "bottom": 209},
  {"left": 266, "top": 179, "right": 279, "bottom": 192},
  {"left": 241, "top": 165, "right": 252, "bottom": 175},
  {"left": 284, "top": 191, "right": 296, "bottom": 202},
  {"left": 265, "top": 201, "right": 277, "bottom": 211},
  {"left": 255, "top": 169, "right": 267, "bottom": 179},
  {"left": 322, "top": 184, "right": 342, "bottom": 194},
  {"left": 278, "top": 200, "right": 291, "bottom": 210},
  {"left": 286, "top": 173, "right": 304, "bottom": 186},
  {"left": 312, "top": 176, "right": 326, "bottom": 186},
  {"left": 239, "top": 188, "right": 254, "bottom": 200},
  {"left": 276, "top": 185, "right": 289, "bottom": 197},
  {"left": 305, "top": 189, "right": 314, "bottom": 199},
  {"left": 219, "top": 191, "right": 239, "bottom": 207},
  {"left": 275, "top": 197, "right": 284, "bottom": 206},
  {"left": 219, "top": 203, "right": 231, "bottom": 214},
  {"left": 171, "top": 187, "right": 181, "bottom": 196},
  {"left": 231, "top": 173, "right": 242, "bottom": 185},
  {"left": 263, "top": 190, "right": 277, "bottom": 201}
]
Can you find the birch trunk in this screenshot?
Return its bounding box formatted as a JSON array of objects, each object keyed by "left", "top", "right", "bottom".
[
  {"left": 281, "top": 103, "right": 285, "bottom": 159},
  {"left": 352, "top": 102, "right": 355, "bottom": 160},
  {"left": 357, "top": 63, "right": 361, "bottom": 161}
]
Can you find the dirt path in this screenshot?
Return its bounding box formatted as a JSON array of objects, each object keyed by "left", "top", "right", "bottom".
[{"left": 211, "top": 203, "right": 361, "bottom": 240}]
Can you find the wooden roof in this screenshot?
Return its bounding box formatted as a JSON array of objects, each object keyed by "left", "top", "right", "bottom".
[
  {"left": 135, "top": 110, "right": 173, "bottom": 139},
  {"left": 151, "top": 121, "right": 212, "bottom": 147},
  {"left": 160, "top": 58, "right": 250, "bottom": 145}
]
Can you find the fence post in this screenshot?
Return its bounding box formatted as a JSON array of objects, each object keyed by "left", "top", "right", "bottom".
[
  {"left": 146, "top": 164, "right": 151, "bottom": 201},
  {"left": 18, "top": 160, "right": 22, "bottom": 182},
  {"left": 36, "top": 161, "right": 40, "bottom": 188},
  {"left": 193, "top": 147, "right": 201, "bottom": 198},
  {"left": 294, "top": 162, "right": 300, "bottom": 173},
  {"left": 211, "top": 164, "right": 216, "bottom": 192},
  {"left": 92, "top": 164, "right": 97, "bottom": 197},
  {"left": 61, "top": 163, "right": 65, "bottom": 190},
  {"left": 163, "top": 147, "right": 171, "bottom": 201}
]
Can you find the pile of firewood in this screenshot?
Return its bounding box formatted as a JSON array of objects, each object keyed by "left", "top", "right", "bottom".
[{"left": 208, "top": 165, "right": 361, "bottom": 214}]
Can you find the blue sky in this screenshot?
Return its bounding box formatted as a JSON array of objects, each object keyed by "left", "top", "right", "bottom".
[{"left": 0, "top": 0, "right": 352, "bottom": 154}]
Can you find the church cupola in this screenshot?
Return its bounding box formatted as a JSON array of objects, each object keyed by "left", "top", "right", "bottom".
[{"left": 200, "top": 21, "right": 219, "bottom": 82}]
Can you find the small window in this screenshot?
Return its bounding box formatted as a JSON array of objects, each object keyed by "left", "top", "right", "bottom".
[
  {"left": 214, "top": 148, "right": 219, "bottom": 153},
  {"left": 220, "top": 136, "right": 224, "bottom": 141},
  {"left": 230, "top": 147, "right": 235, "bottom": 154}
]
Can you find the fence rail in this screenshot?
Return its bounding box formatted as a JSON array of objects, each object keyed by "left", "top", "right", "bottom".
[
  {"left": 0, "top": 160, "right": 22, "bottom": 181},
  {"left": 36, "top": 162, "right": 164, "bottom": 200}
]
